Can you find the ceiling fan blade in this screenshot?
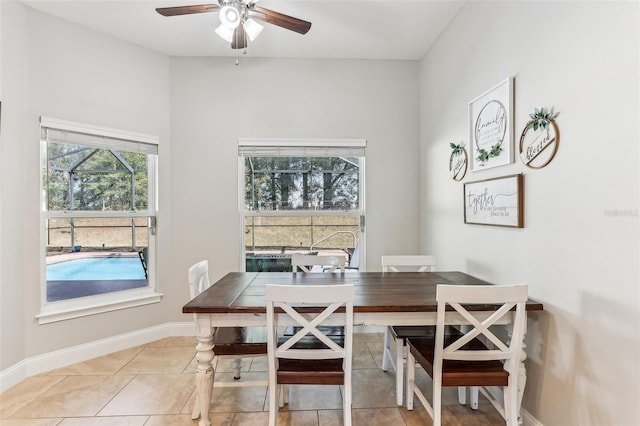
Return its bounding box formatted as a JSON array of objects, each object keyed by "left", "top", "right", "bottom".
[
  {"left": 231, "top": 25, "right": 247, "bottom": 49},
  {"left": 156, "top": 4, "right": 220, "bottom": 17},
  {"left": 253, "top": 6, "right": 311, "bottom": 35}
]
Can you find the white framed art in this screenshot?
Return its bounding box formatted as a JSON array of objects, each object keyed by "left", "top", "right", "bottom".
[
  {"left": 463, "top": 173, "right": 523, "bottom": 228},
  {"left": 468, "top": 77, "right": 514, "bottom": 171}
]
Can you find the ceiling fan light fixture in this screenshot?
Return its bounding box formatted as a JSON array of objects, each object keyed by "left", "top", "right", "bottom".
[
  {"left": 215, "top": 24, "right": 235, "bottom": 43},
  {"left": 219, "top": 5, "right": 241, "bottom": 29},
  {"left": 243, "top": 18, "right": 263, "bottom": 41}
]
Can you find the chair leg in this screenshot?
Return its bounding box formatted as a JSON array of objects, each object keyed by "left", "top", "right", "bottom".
[
  {"left": 267, "top": 362, "right": 280, "bottom": 426},
  {"left": 406, "top": 351, "right": 415, "bottom": 411},
  {"left": 382, "top": 327, "right": 392, "bottom": 371},
  {"left": 232, "top": 358, "right": 243, "bottom": 380},
  {"left": 395, "top": 337, "right": 404, "bottom": 405},
  {"left": 504, "top": 381, "right": 519, "bottom": 426},
  {"left": 268, "top": 378, "right": 278, "bottom": 426},
  {"left": 433, "top": 375, "right": 442, "bottom": 426},
  {"left": 279, "top": 385, "right": 288, "bottom": 408},
  {"left": 470, "top": 386, "right": 479, "bottom": 409},
  {"left": 457, "top": 386, "right": 466, "bottom": 405},
  {"left": 343, "top": 377, "right": 352, "bottom": 426}
]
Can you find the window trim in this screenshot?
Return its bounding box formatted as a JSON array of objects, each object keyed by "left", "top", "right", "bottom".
[
  {"left": 39, "top": 117, "right": 161, "bottom": 324},
  {"left": 35, "top": 288, "right": 163, "bottom": 324}
]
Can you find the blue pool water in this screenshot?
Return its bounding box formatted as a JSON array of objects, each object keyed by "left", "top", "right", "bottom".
[{"left": 47, "top": 256, "right": 146, "bottom": 281}]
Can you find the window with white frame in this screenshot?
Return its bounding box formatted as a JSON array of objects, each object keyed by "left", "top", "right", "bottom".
[
  {"left": 239, "top": 139, "right": 366, "bottom": 272},
  {"left": 38, "top": 117, "right": 161, "bottom": 324}
]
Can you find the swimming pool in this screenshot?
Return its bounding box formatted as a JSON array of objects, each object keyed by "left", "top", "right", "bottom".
[{"left": 47, "top": 256, "right": 146, "bottom": 281}]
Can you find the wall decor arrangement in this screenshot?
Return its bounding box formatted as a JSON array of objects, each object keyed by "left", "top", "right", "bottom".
[
  {"left": 519, "top": 106, "right": 560, "bottom": 169},
  {"left": 449, "top": 143, "right": 468, "bottom": 181},
  {"left": 464, "top": 173, "right": 523, "bottom": 228},
  {"left": 468, "top": 77, "right": 514, "bottom": 171}
]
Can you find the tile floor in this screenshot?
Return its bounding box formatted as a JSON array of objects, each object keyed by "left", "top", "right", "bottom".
[{"left": 0, "top": 332, "right": 505, "bottom": 425}]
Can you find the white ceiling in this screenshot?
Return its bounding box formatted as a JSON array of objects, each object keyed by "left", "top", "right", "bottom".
[{"left": 20, "top": 0, "right": 466, "bottom": 60}]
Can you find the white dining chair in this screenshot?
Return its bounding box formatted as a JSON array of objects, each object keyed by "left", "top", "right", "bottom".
[
  {"left": 380, "top": 255, "right": 438, "bottom": 405},
  {"left": 406, "top": 284, "right": 528, "bottom": 426},
  {"left": 291, "top": 253, "right": 346, "bottom": 273},
  {"left": 187, "top": 260, "right": 268, "bottom": 420},
  {"left": 381, "top": 255, "right": 475, "bottom": 407},
  {"left": 265, "top": 283, "right": 355, "bottom": 426}
]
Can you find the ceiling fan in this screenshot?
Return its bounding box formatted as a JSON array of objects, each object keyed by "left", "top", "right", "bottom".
[{"left": 156, "top": 1, "right": 312, "bottom": 50}]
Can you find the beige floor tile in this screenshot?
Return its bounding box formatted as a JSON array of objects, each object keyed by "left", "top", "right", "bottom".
[
  {"left": 209, "top": 375, "right": 268, "bottom": 413},
  {"left": 215, "top": 357, "right": 265, "bottom": 375},
  {"left": 276, "top": 409, "right": 319, "bottom": 425},
  {"left": 352, "top": 342, "right": 378, "bottom": 369},
  {"left": 99, "top": 374, "right": 193, "bottom": 416},
  {"left": 0, "top": 419, "right": 63, "bottom": 426},
  {"left": 354, "top": 407, "right": 405, "bottom": 425},
  {"left": 183, "top": 355, "right": 267, "bottom": 375},
  {"left": 146, "top": 412, "right": 234, "bottom": 426},
  {"left": 230, "top": 411, "right": 268, "bottom": 426},
  {"left": 281, "top": 385, "right": 343, "bottom": 411},
  {"left": 319, "top": 407, "right": 404, "bottom": 426},
  {"left": 351, "top": 369, "right": 397, "bottom": 408},
  {"left": 0, "top": 375, "right": 64, "bottom": 419},
  {"left": 58, "top": 416, "right": 148, "bottom": 425},
  {"left": 178, "top": 372, "right": 267, "bottom": 414},
  {"left": 155, "top": 336, "right": 198, "bottom": 347},
  {"left": 352, "top": 331, "right": 383, "bottom": 343},
  {"left": 317, "top": 409, "right": 342, "bottom": 426},
  {"left": 118, "top": 346, "right": 196, "bottom": 375},
  {"left": 399, "top": 404, "right": 503, "bottom": 426},
  {"left": 247, "top": 356, "right": 268, "bottom": 372},
  {"left": 366, "top": 342, "right": 385, "bottom": 369},
  {"left": 48, "top": 347, "right": 144, "bottom": 376},
  {"left": 0, "top": 333, "right": 506, "bottom": 426},
  {"left": 16, "top": 375, "right": 133, "bottom": 418}
]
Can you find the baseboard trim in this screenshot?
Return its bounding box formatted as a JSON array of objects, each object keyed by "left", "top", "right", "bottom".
[
  {"left": 476, "top": 385, "right": 543, "bottom": 426},
  {"left": 522, "top": 408, "right": 544, "bottom": 426},
  {"left": 1, "top": 321, "right": 194, "bottom": 392}
]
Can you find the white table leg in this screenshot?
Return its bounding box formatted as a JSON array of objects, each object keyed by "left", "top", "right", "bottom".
[
  {"left": 516, "top": 337, "right": 528, "bottom": 425},
  {"left": 504, "top": 311, "right": 528, "bottom": 425},
  {"left": 194, "top": 317, "right": 214, "bottom": 426}
]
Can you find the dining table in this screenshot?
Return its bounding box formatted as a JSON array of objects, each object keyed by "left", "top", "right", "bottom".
[{"left": 183, "top": 271, "right": 543, "bottom": 426}]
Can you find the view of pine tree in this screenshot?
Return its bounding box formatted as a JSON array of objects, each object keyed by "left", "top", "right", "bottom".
[
  {"left": 46, "top": 142, "right": 148, "bottom": 211},
  {"left": 245, "top": 156, "right": 359, "bottom": 210}
]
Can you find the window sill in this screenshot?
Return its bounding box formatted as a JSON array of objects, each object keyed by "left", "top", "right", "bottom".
[{"left": 36, "top": 289, "right": 163, "bottom": 324}]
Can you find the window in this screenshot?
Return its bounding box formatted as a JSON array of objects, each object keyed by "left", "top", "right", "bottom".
[
  {"left": 38, "top": 117, "right": 161, "bottom": 324},
  {"left": 239, "top": 139, "right": 366, "bottom": 272}
]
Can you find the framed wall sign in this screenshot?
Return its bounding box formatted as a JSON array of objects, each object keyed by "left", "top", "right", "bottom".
[
  {"left": 464, "top": 173, "right": 523, "bottom": 228},
  {"left": 468, "top": 77, "right": 514, "bottom": 171}
]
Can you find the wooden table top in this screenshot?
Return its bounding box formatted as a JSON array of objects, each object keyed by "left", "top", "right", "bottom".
[{"left": 183, "top": 271, "right": 544, "bottom": 314}]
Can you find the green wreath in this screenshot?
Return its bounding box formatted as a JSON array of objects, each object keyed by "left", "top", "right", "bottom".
[
  {"left": 528, "top": 106, "right": 559, "bottom": 131},
  {"left": 475, "top": 139, "right": 503, "bottom": 164}
]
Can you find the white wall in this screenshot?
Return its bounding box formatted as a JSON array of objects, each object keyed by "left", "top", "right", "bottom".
[
  {"left": 0, "top": 2, "right": 172, "bottom": 369},
  {"left": 0, "top": 0, "right": 29, "bottom": 370},
  {"left": 169, "top": 57, "right": 421, "bottom": 287},
  {"left": 419, "top": 1, "right": 639, "bottom": 425},
  {"left": 0, "top": 1, "right": 422, "bottom": 372}
]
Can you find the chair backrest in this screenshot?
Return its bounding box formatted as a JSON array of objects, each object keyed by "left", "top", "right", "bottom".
[
  {"left": 291, "top": 254, "right": 346, "bottom": 273},
  {"left": 381, "top": 255, "right": 437, "bottom": 272},
  {"left": 265, "top": 284, "right": 355, "bottom": 362},
  {"left": 187, "top": 260, "right": 211, "bottom": 299},
  {"left": 434, "top": 284, "right": 528, "bottom": 372}
]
